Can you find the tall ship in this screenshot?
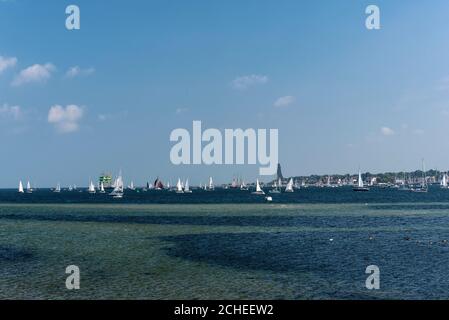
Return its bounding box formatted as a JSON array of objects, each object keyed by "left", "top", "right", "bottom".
[{"left": 99, "top": 172, "right": 113, "bottom": 189}]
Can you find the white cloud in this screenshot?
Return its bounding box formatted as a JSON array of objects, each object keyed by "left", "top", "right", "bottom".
[
  {"left": 274, "top": 95, "right": 295, "bottom": 108},
  {"left": 48, "top": 105, "right": 84, "bottom": 133},
  {"left": 12, "top": 63, "right": 55, "bottom": 86},
  {"left": 0, "top": 104, "right": 21, "bottom": 120},
  {"left": 380, "top": 127, "right": 395, "bottom": 136},
  {"left": 0, "top": 56, "right": 17, "bottom": 74},
  {"left": 231, "top": 74, "right": 268, "bottom": 90},
  {"left": 175, "top": 107, "right": 189, "bottom": 115},
  {"left": 413, "top": 129, "right": 424, "bottom": 135},
  {"left": 65, "top": 66, "right": 95, "bottom": 78}
]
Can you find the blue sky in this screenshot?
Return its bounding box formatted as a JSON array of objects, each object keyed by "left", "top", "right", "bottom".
[{"left": 1, "top": 0, "right": 449, "bottom": 187}]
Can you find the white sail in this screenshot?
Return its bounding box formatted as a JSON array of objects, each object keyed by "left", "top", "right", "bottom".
[
  {"left": 184, "top": 179, "right": 192, "bottom": 193},
  {"left": 358, "top": 171, "right": 364, "bottom": 188},
  {"left": 285, "top": 178, "right": 294, "bottom": 192},
  {"left": 442, "top": 173, "right": 448, "bottom": 188},
  {"left": 252, "top": 179, "right": 265, "bottom": 195},
  {"left": 18, "top": 180, "right": 24, "bottom": 193},
  {"left": 209, "top": 177, "right": 214, "bottom": 190},
  {"left": 100, "top": 182, "right": 105, "bottom": 193},
  {"left": 89, "top": 180, "right": 96, "bottom": 193},
  {"left": 55, "top": 183, "right": 61, "bottom": 193},
  {"left": 110, "top": 172, "right": 124, "bottom": 197},
  {"left": 176, "top": 178, "right": 184, "bottom": 193},
  {"left": 112, "top": 176, "right": 123, "bottom": 192},
  {"left": 26, "top": 181, "right": 32, "bottom": 193}
]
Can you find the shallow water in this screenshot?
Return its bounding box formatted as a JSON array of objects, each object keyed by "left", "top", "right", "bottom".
[{"left": 1, "top": 187, "right": 449, "bottom": 299}]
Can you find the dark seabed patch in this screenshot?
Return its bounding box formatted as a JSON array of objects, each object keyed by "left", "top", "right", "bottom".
[
  {"left": 0, "top": 246, "right": 34, "bottom": 262},
  {"left": 160, "top": 231, "right": 449, "bottom": 299}
]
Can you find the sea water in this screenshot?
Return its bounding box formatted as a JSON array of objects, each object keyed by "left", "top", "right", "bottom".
[{"left": 1, "top": 186, "right": 449, "bottom": 299}]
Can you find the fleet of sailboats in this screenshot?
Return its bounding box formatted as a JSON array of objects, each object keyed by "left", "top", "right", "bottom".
[{"left": 16, "top": 161, "right": 448, "bottom": 199}]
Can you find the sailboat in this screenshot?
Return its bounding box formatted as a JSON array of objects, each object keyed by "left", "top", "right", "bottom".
[
  {"left": 411, "top": 159, "right": 428, "bottom": 193},
  {"left": 240, "top": 180, "right": 249, "bottom": 191},
  {"left": 128, "top": 181, "right": 136, "bottom": 191},
  {"left": 294, "top": 180, "right": 301, "bottom": 190},
  {"left": 99, "top": 182, "right": 106, "bottom": 193},
  {"left": 208, "top": 177, "right": 215, "bottom": 191},
  {"left": 18, "top": 180, "right": 24, "bottom": 193},
  {"left": 176, "top": 178, "right": 184, "bottom": 193},
  {"left": 110, "top": 173, "right": 124, "bottom": 198},
  {"left": 353, "top": 169, "right": 369, "bottom": 192},
  {"left": 184, "top": 179, "right": 192, "bottom": 193},
  {"left": 269, "top": 180, "right": 281, "bottom": 194},
  {"left": 285, "top": 178, "right": 294, "bottom": 193},
  {"left": 54, "top": 183, "right": 61, "bottom": 193},
  {"left": 88, "top": 180, "right": 96, "bottom": 194},
  {"left": 26, "top": 181, "right": 33, "bottom": 193},
  {"left": 252, "top": 179, "right": 265, "bottom": 195},
  {"left": 441, "top": 173, "right": 448, "bottom": 189}
]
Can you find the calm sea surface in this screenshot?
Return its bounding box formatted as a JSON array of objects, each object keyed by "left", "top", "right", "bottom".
[{"left": 1, "top": 186, "right": 449, "bottom": 299}]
